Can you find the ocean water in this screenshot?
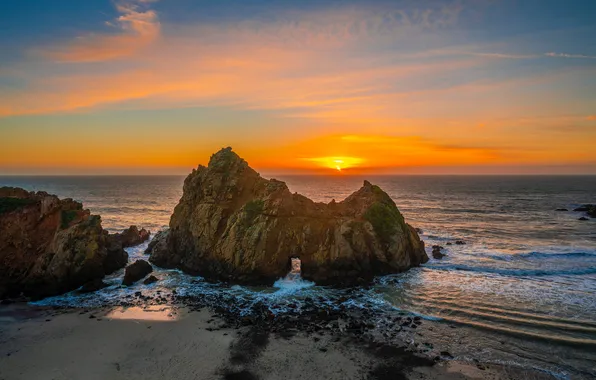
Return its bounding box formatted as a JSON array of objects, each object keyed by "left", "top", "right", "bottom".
[{"left": 2, "top": 175, "right": 596, "bottom": 379}]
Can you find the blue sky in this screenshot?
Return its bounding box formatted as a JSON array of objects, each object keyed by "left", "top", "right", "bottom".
[{"left": 0, "top": 0, "right": 595, "bottom": 174}]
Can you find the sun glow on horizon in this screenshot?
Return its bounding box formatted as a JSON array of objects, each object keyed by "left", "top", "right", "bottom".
[{"left": 303, "top": 156, "right": 365, "bottom": 172}]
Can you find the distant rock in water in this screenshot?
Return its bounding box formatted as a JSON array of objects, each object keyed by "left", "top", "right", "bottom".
[
  {"left": 0, "top": 187, "right": 128, "bottom": 300},
  {"left": 573, "top": 204, "right": 596, "bottom": 218},
  {"left": 555, "top": 208, "right": 568, "bottom": 212},
  {"left": 579, "top": 217, "right": 589, "bottom": 221},
  {"left": 122, "top": 260, "right": 153, "bottom": 286},
  {"left": 111, "top": 225, "right": 151, "bottom": 248},
  {"left": 147, "top": 147, "right": 428, "bottom": 286},
  {"left": 432, "top": 245, "right": 445, "bottom": 259}
]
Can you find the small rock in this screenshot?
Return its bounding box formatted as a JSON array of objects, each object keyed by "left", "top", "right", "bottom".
[
  {"left": 579, "top": 217, "right": 589, "bottom": 221},
  {"left": 143, "top": 275, "right": 159, "bottom": 285},
  {"left": 79, "top": 278, "right": 109, "bottom": 293},
  {"left": 555, "top": 208, "right": 568, "bottom": 211},
  {"left": 122, "top": 260, "right": 153, "bottom": 286},
  {"left": 455, "top": 240, "right": 466, "bottom": 245}
]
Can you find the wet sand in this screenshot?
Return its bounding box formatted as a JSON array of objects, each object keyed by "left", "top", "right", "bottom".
[{"left": 0, "top": 304, "right": 554, "bottom": 380}]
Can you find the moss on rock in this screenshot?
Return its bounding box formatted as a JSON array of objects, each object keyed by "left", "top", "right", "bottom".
[{"left": 0, "top": 197, "right": 36, "bottom": 214}]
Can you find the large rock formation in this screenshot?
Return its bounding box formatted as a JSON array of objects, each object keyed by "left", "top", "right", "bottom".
[
  {"left": 147, "top": 147, "right": 428, "bottom": 285},
  {"left": 0, "top": 187, "right": 128, "bottom": 299}
]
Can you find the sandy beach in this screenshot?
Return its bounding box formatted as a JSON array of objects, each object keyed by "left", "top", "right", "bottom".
[{"left": 0, "top": 304, "right": 555, "bottom": 380}]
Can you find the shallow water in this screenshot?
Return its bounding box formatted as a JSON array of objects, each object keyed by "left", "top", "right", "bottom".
[{"left": 2, "top": 175, "right": 596, "bottom": 379}]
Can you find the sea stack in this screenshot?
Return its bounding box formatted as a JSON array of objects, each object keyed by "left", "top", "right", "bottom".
[
  {"left": 147, "top": 147, "right": 428, "bottom": 285},
  {"left": 0, "top": 187, "right": 128, "bottom": 299}
]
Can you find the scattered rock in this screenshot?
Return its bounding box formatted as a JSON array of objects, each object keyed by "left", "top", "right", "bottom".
[
  {"left": 143, "top": 275, "right": 159, "bottom": 285},
  {"left": 147, "top": 147, "right": 427, "bottom": 286},
  {"left": 111, "top": 225, "right": 150, "bottom": 248},
  {"left": 455, "top": 240, "right": 466, "bottom": 245},
  {"left": 555, "top": 208, "right": 568, "bottom": 211},
  {"left": 579, "top": 217, "right": 589, "bottom": 221},
  {"left": 573, "top": 204, "right": 596, "bottom": 218},
  {"left": 431, "top": 245, "right": 445, "bottom": 259},
  {"left": 440, "top": 351, "right": 454, "bottom": 359},
  {"left": 79, "top": 279, "right": 109, "bottom": 293},
  {"left": 122, "top": 260, "right": 153, "bottom": 286}
]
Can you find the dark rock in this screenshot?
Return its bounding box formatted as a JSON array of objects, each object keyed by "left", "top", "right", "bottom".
[
  {"left": 143, "top": 275, "right": 159, "bottom": 285},
  {"left": 440, "top": 351, "right": 454, "bottom": 359},
  {"left": 79, "top": 279, "right": 109, "bottom": 293},
  {"left": 431, "top": 245, "right": 445, "bottom": 259},
  {"left": 122, "top": 260, "right": 153, "bottom": 286},
  {"left": 455, "top": 240, "right": 466, "bottom": 245},
  {"left": 446, "top": 242, "right": 452, "bottom": 245},
  {"left": 555, "top": 208, "right": 568, "bottom": 211},
  {"left": 579, "top": 217, "right": 589, "bottom": 221},
  {"left": 0, "top": 187, "right": 128, "bottom": 300},
  {"left": 574, "top": 204, "right": 596, "bottom": 218},
  {"left": 110, "top": 225, "right": 150, "bottom": 248},
  {"left": 147, "top": 147, "right": 427, "bottom": 286}
]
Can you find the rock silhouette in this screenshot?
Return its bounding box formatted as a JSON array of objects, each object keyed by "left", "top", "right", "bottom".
[{"left": 147, "top": 147, "right": 428, "bottom": 285}]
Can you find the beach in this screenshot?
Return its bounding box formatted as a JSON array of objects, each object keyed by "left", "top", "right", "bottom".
[{"left": 0, "top": 303, "right": 554, "bottom": 380}]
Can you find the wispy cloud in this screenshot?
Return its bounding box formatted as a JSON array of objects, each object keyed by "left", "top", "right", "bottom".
[
  {"left": 545, "top": 52, "right": 596, "bottom": 59},
  {"left": 588, "top": 115, "right": 596, "bottom": 121},
  {"left": 38, "top": 0, "right": 160, "bottom": 62},
  {"left": 459, "top": 51, "right": 596, "bottom": 60}
]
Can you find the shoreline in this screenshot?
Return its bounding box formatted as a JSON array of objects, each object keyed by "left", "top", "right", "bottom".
[{"left": 0, "top": 302, "right": 557, "bottom": 380}]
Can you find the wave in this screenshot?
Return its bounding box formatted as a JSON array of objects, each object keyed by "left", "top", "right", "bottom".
[
  {"left": 427, "top": 264, "right": 596, "bottom": 277},
  {"left": 486, "top": 251, "right": 596, "bottom": 261}
]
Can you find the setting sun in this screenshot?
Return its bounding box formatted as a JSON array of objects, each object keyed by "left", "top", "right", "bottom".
[{"left": 303, "top": 156, "right": 365, "bottom": 172}]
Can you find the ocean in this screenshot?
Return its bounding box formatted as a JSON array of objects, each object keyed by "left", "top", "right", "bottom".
[{"left": 2, "top": 175, "right": 595, "bottom": 379}]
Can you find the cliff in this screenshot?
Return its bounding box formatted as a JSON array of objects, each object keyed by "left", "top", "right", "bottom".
[{"left": 0, "top": 187, "right": 128, "bottom": 299}]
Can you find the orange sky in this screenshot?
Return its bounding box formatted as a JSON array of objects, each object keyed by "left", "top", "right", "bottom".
[{"left": 1, "top": 0, "right": 595, "bottom": 175}]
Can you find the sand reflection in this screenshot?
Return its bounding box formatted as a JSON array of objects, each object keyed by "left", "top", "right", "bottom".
[{"left": 106, "top": 305, "right": 179, "bottom": 321}]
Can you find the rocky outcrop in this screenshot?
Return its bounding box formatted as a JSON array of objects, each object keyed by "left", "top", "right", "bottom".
[
  {"left": 0, "top": 187, "right": 128, "bottom": 299},
  {"left": 122, "top": 260, "right": 153, "bottom": 286},
  {"left": 431, "top": 245, "right": 445, "bottom": 259},
  {"left": 574, "top": 205, "right": 596, "bottom": 218},
  {"left": 147, "top": 147, "right": 428, "bottom": 285},
  {"left": 111, "top": 225, "right": 151, "bottom": 248}
]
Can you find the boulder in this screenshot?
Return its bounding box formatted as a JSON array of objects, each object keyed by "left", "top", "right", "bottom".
[
  {"left": 111, "top": 225, "right": 150, "bottom": 248},
  {"left": 431, "top": 245, "right": 445, "bottom": 259},
  {"left": 573, "top": 205, "right": 595, "bottom": 218},
  {"left": 122, "top": 260, "right": 153, "bottom": 286},
  {"left": 143, "top": 275, "right": 159, "bottom": 285},
  {"left": 0, "top": 187, "right": 128, "bottom": 300},
  {"left": 147, "top": 147, "right": 428, "bottom": 286},
  {"left": 79, "top": 279, "right": 109, "bottom": 293}
]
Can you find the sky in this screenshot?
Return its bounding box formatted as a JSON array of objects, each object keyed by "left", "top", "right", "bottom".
[{"left": 0, "top": 0, "right": 595, "bottom": 175}]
